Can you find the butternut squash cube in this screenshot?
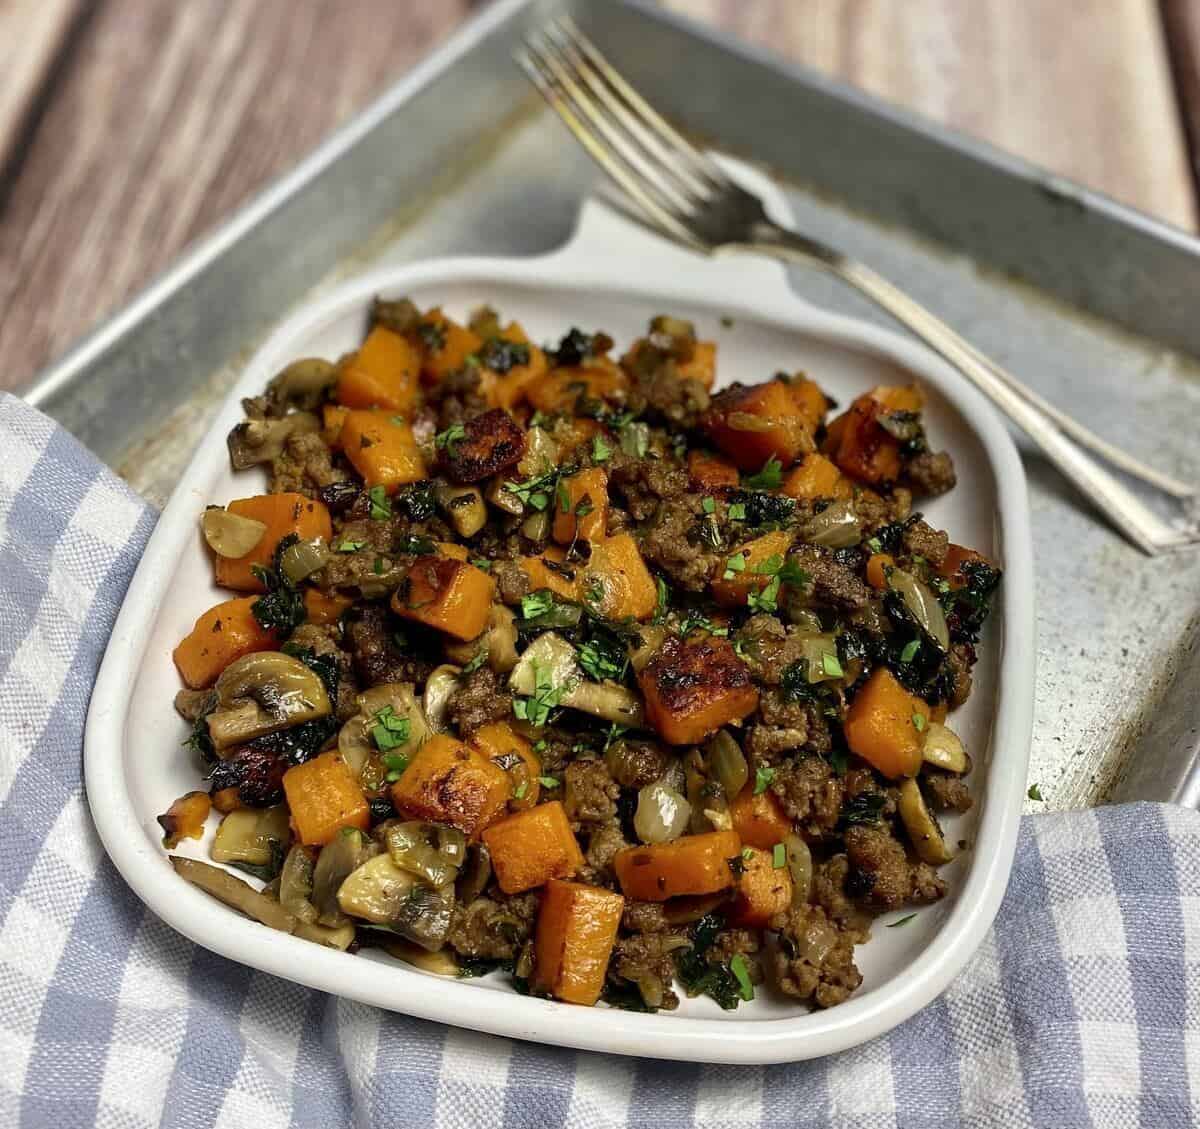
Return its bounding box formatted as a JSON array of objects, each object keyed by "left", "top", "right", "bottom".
[
  {"left": 390, "top": 734, "right": 511, "bottom": 838},
  {"left": 283, "top": 752, "right": 370, "bottom": 846},
  {"left": 391, "top": 555, "right": 496, "bottom": 641},
  {"left": 552, "top": 467, "right": 608, "bottom": 544},
  {"left": 340, "top": 411, "right": 427, "bottom": 494},
  {"left": 480, "top": 801, "right": 584, "bottom": 893},
  {"left": 213, "top": 493, "right": 332, "bottom": 592},
  {"left": 613, "top": 830, "right": 742, "bottom": 901},
  {"left": 336, "top": 326, "right": 421, "bottom": 412},
  {"left": 638, "top": 636, "right": 758, "bottom": 746},
  {"left": 844, "top": 666, "right": 930, "bottom": 779},
  {"left": 533, "top": 879, "right": 625, "bottom": 1006}
]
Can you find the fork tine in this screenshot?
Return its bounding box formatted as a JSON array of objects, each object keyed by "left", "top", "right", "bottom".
[
  {"left": 553, "top": 15, "right": 730, "bottom": 189},
  {"left": 541, "top": 21, "right": 714, "bottom": 205},
  {"left": 516, "top": 47, "right": 700, "bottom": 247}
]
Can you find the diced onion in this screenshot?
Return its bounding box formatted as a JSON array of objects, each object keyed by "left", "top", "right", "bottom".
[
  {"left": 280, "top": 538, "right": 331, "bottom": 583},
  {"left": 889, "top": 568, "right": 950, "bottom": 651},
  {"left": 922, "top": 722, "right": 968, "bottom": 773},
  {"left": 634, "top": 782, "right": 691, "bottom": 843},
  {"left": 782, "top": 833, "right": 813, "bottom": 905},
  {"left": 803, "top": 501, "right": 862, "bottom": 548},
  {"left": 707, "top": 730, "right": 748, "bottom": 801}
]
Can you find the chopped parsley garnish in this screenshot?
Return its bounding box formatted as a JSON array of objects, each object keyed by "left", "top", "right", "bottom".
[
  {"left": 702, "top": 496, "right": 716, "bottom": 514},
  {"left": 557, "top": 480, "right": 571, "bottom": 514},
  {"left": 912, "top": 711, "right": 926, "bottom": 732},
  {"left": 753, "top": 765, "right": 775, "bottom": 795},
  {"left": 741, "top": 846, "right": 755, "bottom": 861},
  {"left": 578, "top": 635, "right": 627, "bottom": 682},
  {"left": 521, "top": 591, "right": 555, "bottom": 620},
  {"left": 383, "top": 753, "right": 409, "bottom": 783},
  {"left": 435, "top": 423, "right": 466, "bottom": 455},
  {"left": 900, "top": 638, "right": 921, "bottom": 663},
  {"left": 592, "top": 434, "right": 613, "bottom": 462},
  {"left": 772, "top": 843, "right": 786, "bottom": 869},
  {"left": 722, "top": 552, "right": 747, "bottom": 581},
  {"left": 729, "top": 953, "right": 754, "bottom": 1002},
  {"left": 821, "top": 652, "right": 844, "bottom": 678},
  {"left": 471, "top": 558, "right": 492, "bottom": 571},
  {"left": 504, "top": 469, "right": 557, "bottom": 512},
  {"left": 368, "top": 485, "right": 392, "bottom": 521},
  {"left": 1027, "top": 783, "right": 1044, "bottom": 801},
  {"left": 888, "top": 913, "right": 918, "bottom": 928},
  {"left": 652, "top": 576, "right": 670, "bottom": 624},
  {"left": 512, "top": 781, "right": 528, "bottom": 800},
  {"left": 677, "top": 612, "right": 728, "bottom": 638},
  {"left": 373, "top": 557, "right": 386, "bottom": 575},
  {"left": 618, "top": 419, "right": 650, "bottom": 458},
  {"left": 462, "top": 647, "right": 489, "bottom": 674},
  {"left": 538, "top": 775, "right": 560, "bottom": 789},
  {"left": 479, "top": 337, "right": 531, "bottom": 374},
  {"left": 727, "top": 502, "right": 746, "bottom": 521},
  {"left": 371, "top": 707, "right": 411, "bottom": 752},
  {"left": 336, "top": 539, "right": 365, "bottom": 553},
  {"left": 512, "top": 661, "right": 567, "bottom": 728},
  {"left": 743, "top": 455, "right": 782, "bottom": 490}
]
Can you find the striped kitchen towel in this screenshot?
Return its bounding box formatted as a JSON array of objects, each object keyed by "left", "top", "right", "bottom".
[{"left": 0, "top": 390, "right": 1196, "bottom": 1129}]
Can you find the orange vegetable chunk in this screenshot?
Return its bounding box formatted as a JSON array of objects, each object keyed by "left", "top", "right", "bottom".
[
  {"left": 552, "top": 467, "right": 608, "bottom": 544},
  {"left": 304, "top": 589, "right": 352, "bottom": 626},
  {"left": 781, "top": 452, "right": 854, "bottom": 502},
  {"left": 340, "top": 411, "right": 427, "bottom": 494},
  {"left": 416, "top": 308, "right": 483, "bottom": 385},
  {"left": 526, "top": 358, "right": 628, "bottom": 414},
  {"left": 336, "top": 326, "right": 420, "bottom": 412},
  {"left": 703, "top": 379, "right": 817, "bottom": 472},
  {"left": 157, "top": 791, "right": 211, "bottom": 848},
  {"left": 469, "top": 721, "right": 541, "bottom": 810},
  {"left": 687, "top": 449, "right": 740, "bottom": 491},
  {"left": 172, "top": 596, "right": 277, "bottom": 689},
  {"left": 613, "top": 830, "right": 742, "bottom": 901},
  {"left": 730, "top": 786, "right": 793, "bottom": 850},
  {"left": 283, "top": 752, "right": 370, "bottom": 846},
  {"left": 390, "top": 734, "right": 511, "bottom": 838},
  {"left": 786, "top": 376, "right": 831, "bottom": 434},
  {"left": 533, "top": 879, "right": 625, "bottom": 1006},
  {"left": 865, "top": 553, "right": 895, "bottom": 591},
  {"left": 939, "top": 543, "right": 990, "bottom": 589},
  {"left": 213, "top": 493, "right": 332, "bottom": 592},
  {"left": 639, "top": 636, "right": 758, "bottom": 746},
  {"left": 823, "top": 384, "right": 924, "bottom": 486},
  {"left": 844, "top": 667, "right": 931, "bottom": 779},
  {"left": 321, "top": 403, "right": 350, "bottom": 449},
  {"left": 729, "top": 846, "right": 794, "bottom": 928},
  {"left": 677, "top": 340, "right": 717, "bottom": 389},
  {"left": 583, "top": 533, "right": 658, "bottom": 621},
  {"left": 520, "top": 547, "right": 584, "bottom": 603},
  {"left": 481, "top": 801, "right": 585, "bottom": 893},
  {"left": 709, "top": 529, "right": 794, "bottom": 609},
  {"left": 479, "top": 324, "right": 550, "bottom": 410},
  {"left": 391, "top": 555, "right": 495, "bottom": 641}
]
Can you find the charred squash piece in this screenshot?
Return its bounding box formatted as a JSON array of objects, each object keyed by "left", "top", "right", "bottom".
[
  {"left": 703, "top": 378, "right": 819, "bottom": 472},
  {"left": 687, "top": 449, "right": 740, "bottom": 492},
  {"left": 391, "top": 555, "right": 496, "bottom": 641},
  {"left": 390, "top": 733, "right": 511, "bottom": 838},
  {"left": 439, "top": 408, "right": 525, "bottom": 484},
  {"left": 822, "top": 384, "right": 924, "bottom": 486}
]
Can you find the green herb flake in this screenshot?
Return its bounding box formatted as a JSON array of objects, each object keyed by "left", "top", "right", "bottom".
[
  {"left": 368, "top": 485, "right": 392, "bottom": 521},
  {"left": 821, "top": 652, "right": 844, "bottom": 678},
  {"left": 866, "top": 536, "right": 883, "bottom": 553},
  {"left": 1027, "top": 783, "right": 1044, "bottom": 801},
  {"left": 653, "top": 576, "right": 670, "bottom": 623},
  {"left": 912, "top": 711, "right": 927, "bottom": 733},
  {"left": 390, "top": 415, "right": 406, "bottom": 426},
  {"left": 557, "top": 481, "right": 571, "bottom": 514},
  {"left": 743, "top": 456, "right": 782, "bottom": 490},
  {"left": 512, "top": 661, "right": 566, "bottom": 728},
  {"left": 521, "top": 591, "right": 555, "bottom": 620},
  {"left": 384, "top": 752, "right": 410, "bottom": 783},
  {"left": 741, "top": 846, "right": 755, "bottom": 861},
  {"left": 729, "top": 953, "right": 754, "bottom": 1002},
  {"left": 579, "top": 637, "right": 626, "bottom": 682},
  {"left": 702, "top": 496, "right": 716, "bottom": 514},
  {"left": 373, "top": 557, "right": 386, "bottom": 575},
  {"left": 753, "top": 765, "right": 775, "bottom": 795},
  {"left": 722, "top": 552, "right": 748, "bottom": 581},
  {"left": 900, "top": 638, "right": 921, "bottom": 663},
  {"left": 512, "top": 781, "right": 528, "bottom": 801},
  {"left": 471, "top": 558, "right": 492, "bottom": 571},
  {"left": 772, "top": 843, "right": 786, "bottom": 869},
  {"left": 371, "top": 707, "right": 411, "bottom": 753},
  {"left": 887, "top": 912, "right": 918, "bottom": 929},
  {"left": 463, "top": 647, "right": 489, "bottom": 674},
  {"left": 538, "top": 775, "right": 560, "bottom": 789},
  {"left": 337, "top": 539, "right": 365, "bottom": 553},
  {"left": 727, "top": 502, "right": 747, "bottom": 521},
  {"left": 533, "top": 739, "right": 547, "bottom": 753},
  {"left": 592, "top": 434, "right": 613, "bottom": 462},
  {"left": 435, "top": 423, "right": 467, "bottom": 455}
]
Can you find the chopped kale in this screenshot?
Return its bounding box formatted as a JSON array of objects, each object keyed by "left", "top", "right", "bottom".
[
  {"left": 479, "top": 337, "right": 531, "bottom": 374},
  {"left": 729, "top": 489, "right": 796, "bottom": 528},
  {"left": 250, "top": 534, "right": 306, "bottom": 635},
  {"left": 838, "top": 791, "right": 887, "bottom": 829},
  {"left": 396, "top": 480, "right": 437, "bottom": 522},
  {"left": 673, "top": 913, "right": 744, "bottom": 1011}
]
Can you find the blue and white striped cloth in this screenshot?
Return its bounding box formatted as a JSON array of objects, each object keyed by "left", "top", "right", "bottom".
[{"left": 1, "top": 390, "right": 1197, "bottom": 1128}]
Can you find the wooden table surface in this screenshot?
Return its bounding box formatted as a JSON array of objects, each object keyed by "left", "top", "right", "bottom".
[{"left": 3, "top": 0, "right": 1199, "bottom": 393}]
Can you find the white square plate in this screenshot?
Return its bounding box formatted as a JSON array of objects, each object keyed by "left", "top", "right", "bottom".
[{"left": 84, "top": 161, "right": 1035, "bottom": 1064}]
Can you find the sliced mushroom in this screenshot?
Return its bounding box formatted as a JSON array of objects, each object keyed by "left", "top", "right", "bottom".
[
  {"left": 337, "top": 683, "right": 429, "bottom": 778},
  {"left": 211, "top": 805, "right": 289, "bottom": 867},
  {"left": 384, "top": 940, "right": 460, "bottom": 975},
  {"left": 520, "top": 509, "right": 551, "bottom": 541},
  {"left": 226, "top": 411, "right": 319, "bottom": 470},
  {"left": 435, "top": 483, "right": 487, "bottom": 538},
  {"left": 897, "top": 778, "right": 954, "bottom": 865},
  {"left": 922, "top": 722, "right": 968, "bottom": 774},
  {"left": 423, "top": 664, "right": 462, "bottom": 734},
  {"left": 383, "top": 821, "right": 462, "bottom": 887},
  {"left": 509, "top": 632, "right": 644, "bottom": 727},
  {"left": 278, "top": 845, "right": 319, "bottom": 924},
  {"left": 337, "top": 853, "right": 417, "bottom": 925},
  {"left": 207, "top": 652, "right": 332, "bottom": 751},
  {"left": 266, "top": 358, "right": 338, "bottom": 411},
  {"left": 170, "top": 857, "right": 297, "bottom": 933},
  {"left": 312, "top": 827, "right": 377, "bottom": 927},
  {"left": 295, "top": 920, "right": 356, "bottom": 950},
  {"left": 201, "top": 508, "right": 267, "bottom": 559},
  {"left": 444, "top": 605, "right": 519, "bottom": 673}
]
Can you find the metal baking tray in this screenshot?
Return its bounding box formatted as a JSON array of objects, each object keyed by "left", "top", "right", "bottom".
[{"left": 22, "top": 0, "right": 1200, "bottom": 811}]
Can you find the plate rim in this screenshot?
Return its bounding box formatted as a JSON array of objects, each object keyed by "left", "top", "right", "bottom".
[{"left": 84, "top": 240, "right": 1035, "bottom": 1064}]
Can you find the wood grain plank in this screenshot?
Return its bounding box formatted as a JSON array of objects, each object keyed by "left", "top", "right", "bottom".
[
  {"left": 665, "top": 0, "right": 1197, "bottom": 232},
  {"left": 0, "top": 0, "right": 473, "bottom": 391},
  {"left": 0, "top": 0, "right": 82, "bottom": 175}
]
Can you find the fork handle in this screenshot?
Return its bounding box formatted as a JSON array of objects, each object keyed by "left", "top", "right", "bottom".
[{"left": 746, "top": 232, "right": 1190, "bottom": 555}]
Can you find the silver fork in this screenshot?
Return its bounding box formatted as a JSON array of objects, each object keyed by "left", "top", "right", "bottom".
[{"left": 518, "top": 17, "right": 1200, "bottom": 556}]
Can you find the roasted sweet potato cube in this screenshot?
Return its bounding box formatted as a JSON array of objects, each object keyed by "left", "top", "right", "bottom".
[
  {"left": 469, "top": 721, "right": 541, "bottom": 810},
  {"left": 533, "top": 879, "right": 625, "bottom": 1006},
  {"left": 638, "top": 636, "right": 758, "bottom": 745},
  {"left": 781, "top": 452, "right": 854, "bottom": 502},
  {"left": 322, "top": 403, "right": 350, "bottom": 449},
  {"left": 552, "top": 467, "right": 608, "bottom": 544},
  {"left": 283, "top": 752, "right": 370, "bottom": 846},
  {"left": 336, "top": 326, "right": 421, "bottom": 412},
  {"left": 687, "top": 449, "right": 740, "bottom": 492},
  {"left": 303, "top": 589, "right": 353, "bottom": 625},
  {"left": 213, "top": 493, "right": 332, "bottom": 592},
  {"left": 481, "top": 800, "right": 585, "bottom": 893},
  {"left": 730, "top": 786, "right": 793, "bottom": 850},
  {"left": 173, "top": 597, "right": 277, "bottom": 689},
  {"left": 416, "top": 308, "right": 483, "bottom": 385},
  {"left": 844, "top": 667, "right": 930, "bottom": 779},
  {"left": 728, "top": 846, "right": 793, "bottom": 928},
  {"left": 340, "top": 411, "right": 427, "bottom": 493},
  {"left": 709, "top": 529, "right": 795, "bottom": 609},
  {"left": 823, "top": 384, "right": 924, "bottom": 486},
  {"left": 582, "top": 533, "right": 659, "bottom": 621},
  {"left": 520, "top": 547, "right": 584, "bottom": 603},
  {"left": 439, "top": 408, "right": 525, "bottom": 483},
  {"left": 526, "top": 357, "right": 628, "bottom": 415},
  {"left": 613, "top": 830, "right": 742, "bottom": 901},
  {"left": 703, "top": 379, "right": 817, "bottom": 472},
  {"left": 390, "top": 734, "right": 511, "bottom": 838},
  {"left": 391, "top": 555, "right": 496, "bottom": 641}
]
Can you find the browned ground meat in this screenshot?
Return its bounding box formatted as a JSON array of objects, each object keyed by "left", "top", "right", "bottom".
[
  {"left": 564, "top": 760, "right": 620, "bottom": 826},
  {"left": 447, "top": 667, "right": 512, "bottom": 736},
  {"left": 491, "top": 558, "right": 530, "bottom": 604},
  {"left": 628, "top": 362, "right": 710, "bottom": 428},
  {"left": 852, "top": 486, "right": 912, "bottom": 530},
  {"left": 270, "top": 430, "right": 347, "bottom": 496},
  {"left": 901, "top": 518, "right": 949, "bottom": 567},
  {"left": 745, "top": 692, "right": 832, "bottom": 764},
  {"left": 622, "top": 901, "right": 671, "bottom": 933},
  {"left": 771, "top": 904, "right": 865, "bottom": 1009},
  {"left": 608, "top": 452, "right": 690, "bottom": 522},
  {"left": 604, "top": 737, "right": 672, "bottom": 789},
  {"left": 947, "top": 643, "right": 974, "bottom": 708},
  {"left": 812, "top": 855, "right": 873, "bottom": 931},
  {"left": 789, "top": 545, "right": 871, "bottom": 611},
  {"left": 425, "top": 367, "right": 488, "bottom": 428},
  {"left": 343, "top": 604, "right": 434, "bottom": 688},
  {"left": 771, "top": 755, "right": 843, "bottom": 839},
  {"left": 446, "top": 893, "right": 539, "bottom": 961},
  {"left": 925, "top": 771, "right": 973, "bottom": 813},
  {"left": 905, "top": 450, "right": 956, "bottom": 497},
  {"left": 639, "top": 498, "right": 723, "bottom": 591},
  {"left": 581, "top": 822, "right": 629, "bottom": 886},
  {"left": 608, "top": 933, "right": 685, "bottom": 1010},
  {"left": 844, "top": 824, "right": 947, "bottom": 910},
  {"left": 734, "top": 615, "right": 808, "bottom": 686}
]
